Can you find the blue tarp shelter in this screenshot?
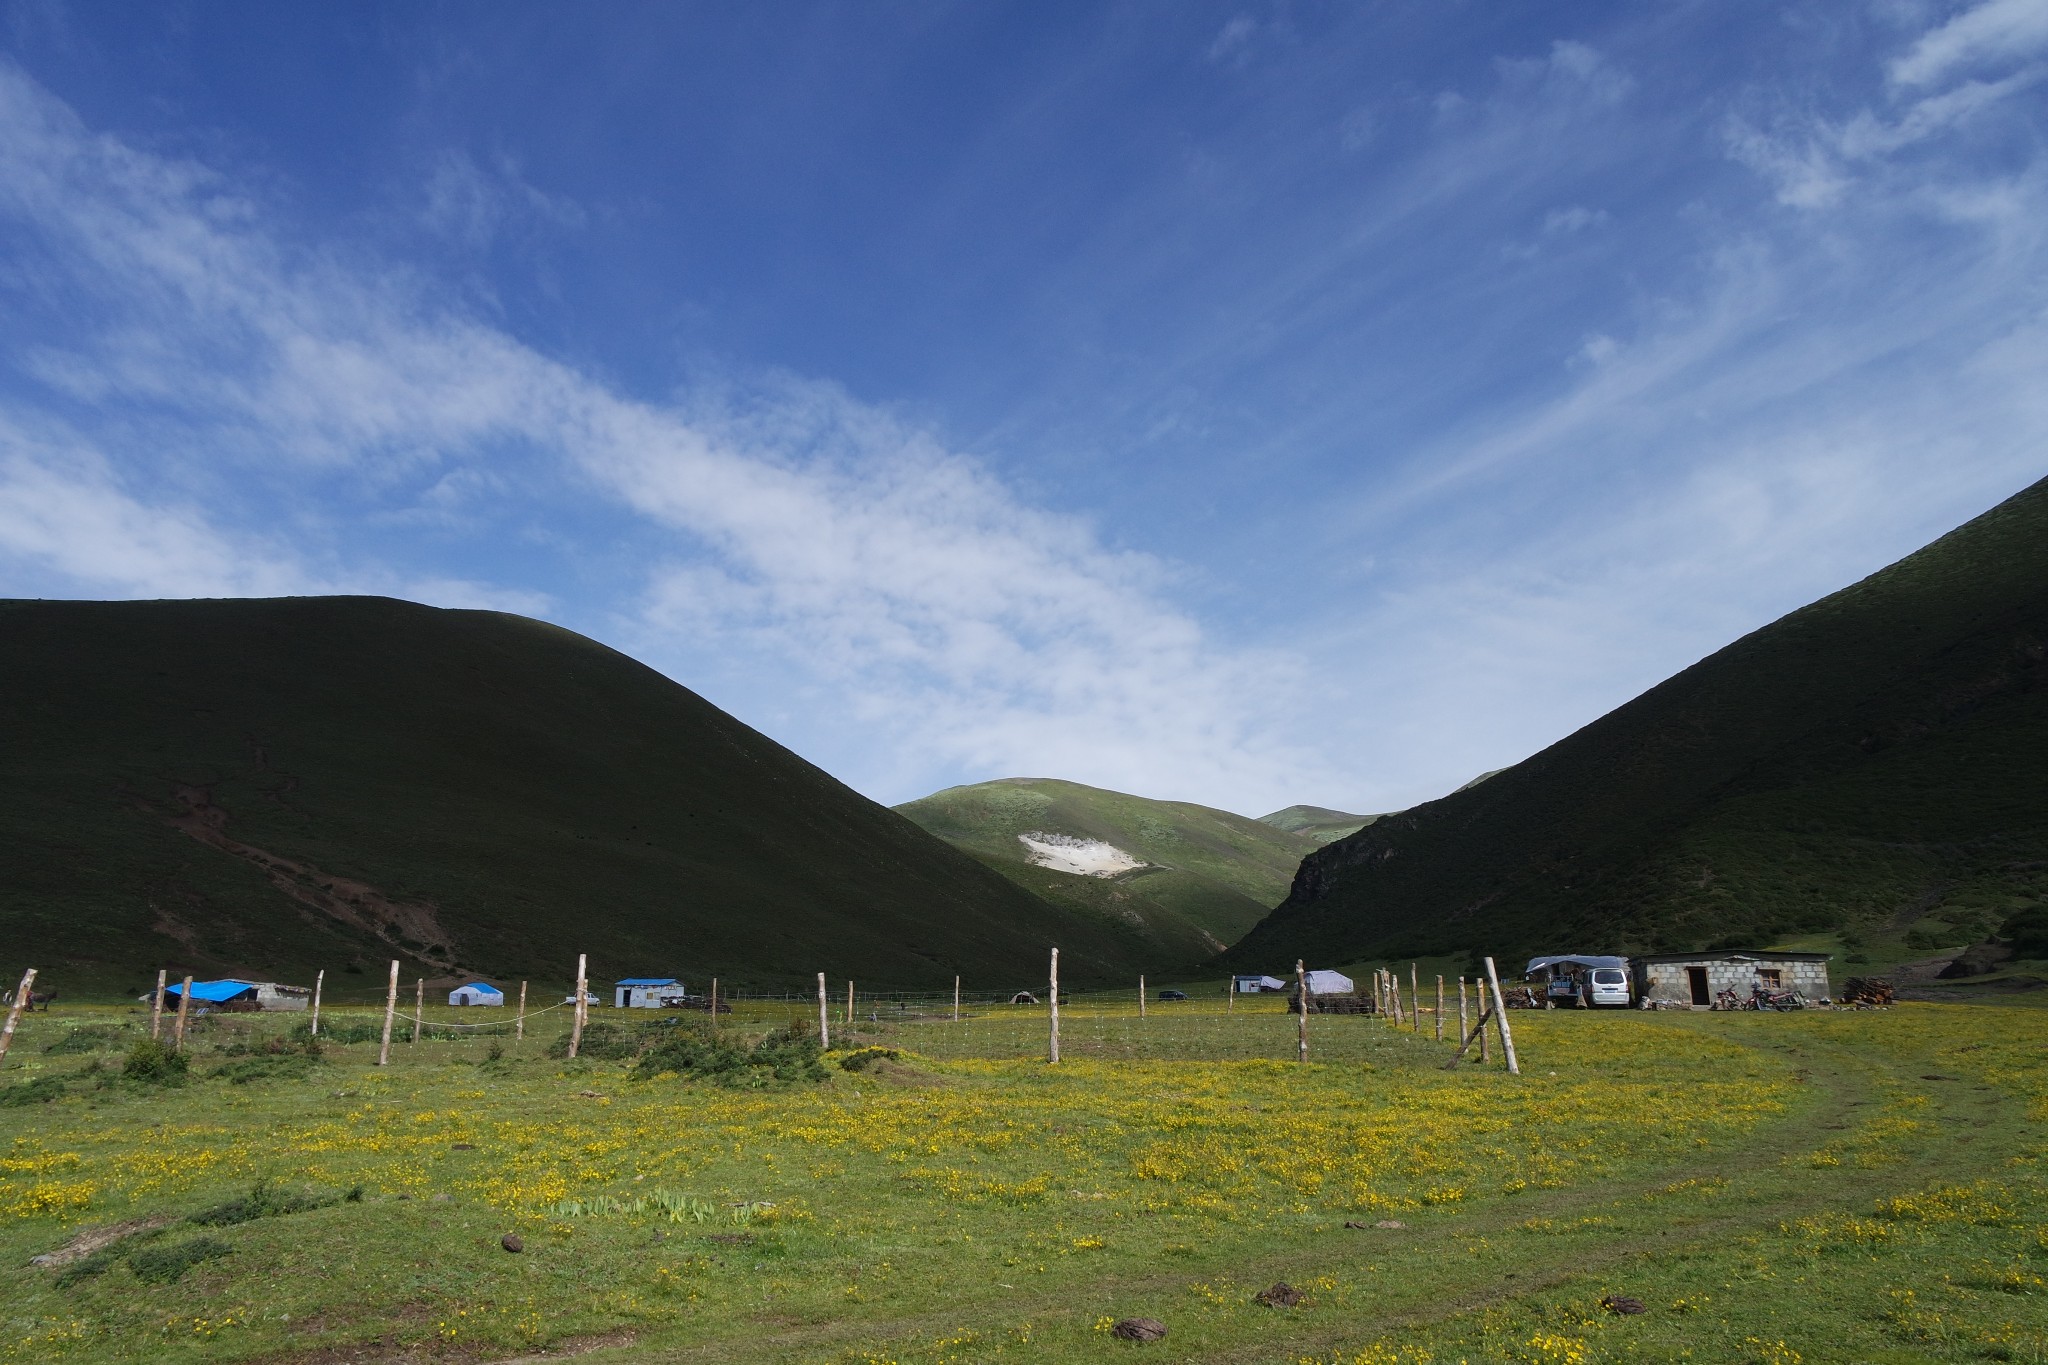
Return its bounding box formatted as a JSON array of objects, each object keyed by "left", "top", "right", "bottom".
[
  {"left": 449, "top": 982, "right": 505, "bottom": 1006},
  {"left": 163, "top": 979, "right": 259, "bottom": 1006}
]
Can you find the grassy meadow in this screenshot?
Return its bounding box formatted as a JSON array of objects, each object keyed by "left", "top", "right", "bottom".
[{"left": 2, "top": 994, "right": 2046, "bottom": 1363}]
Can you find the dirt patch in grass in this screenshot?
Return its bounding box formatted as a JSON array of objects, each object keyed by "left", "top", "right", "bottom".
[{"left": 29, "top": 1213, "right": 179, "bottom": 1267}]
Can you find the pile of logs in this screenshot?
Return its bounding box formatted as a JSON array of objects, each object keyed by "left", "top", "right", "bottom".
[
  {"left": 1839, "top": 976, "right": 1896, "bottom": 1007},
  {"left": 1289, "top": 993, "right": 1375, "bottom": 1014}
]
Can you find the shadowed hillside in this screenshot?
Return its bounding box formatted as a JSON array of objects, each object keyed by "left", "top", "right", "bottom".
[
  {"left": 1227, "top": 475, "right": 2048, "bottom": 971},
  {"left": 0, "top": 597, "right": 1173, "bottom": 995},
  {"left": 897, "top": 778, "right": 1319, "bottom": 959}
]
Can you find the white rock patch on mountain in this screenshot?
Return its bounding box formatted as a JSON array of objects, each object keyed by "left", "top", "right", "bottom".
[{"left": 1017, "top": 832, "right": 1148, "bottom": 878}]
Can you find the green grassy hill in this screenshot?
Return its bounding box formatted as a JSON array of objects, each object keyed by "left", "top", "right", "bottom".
[
  {"left": 0, "top": 597, "right": 1180, "bottom": 997},
  {"left": 1256, "top": 804, "right": 1377, "bottom": 845},
  {"left": 896, "top": 778, "right": 1318, "bottom": 959},
  {"left": 1227, "top": 474, "right": 2048, "bottom": 972}
]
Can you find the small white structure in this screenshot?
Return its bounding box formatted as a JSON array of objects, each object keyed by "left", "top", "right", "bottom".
[
  {"left": 615, "top": 977, "right": 684, "bottom": 1008},
  {"left": 1233, "top": 974, "right": 1287, "bottom": 993},
  {"left": 449, "top": 982, "right": 504, "bottom": 1007},
  {"left": 1302, "top": 969, "right": 1355, "bottom": 996}
]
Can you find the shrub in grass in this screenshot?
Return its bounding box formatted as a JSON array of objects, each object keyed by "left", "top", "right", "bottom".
[
  {"left": 0, "top": 1074, "right": 69, "bottom": 1106},
  {"left": 632, "top": 1022, "right": 825, "bottom": 1087},
  {"left": 120, "top": 1037, "right": 189, "bottom": 1085},
  {"left": 44, "top": 1024, "right": 121, "bottom": 1054},
  {"left": 2003, "top": 907, "right": 2048, "bottom": 958},
  {"left": 837, "top": 1047, "right": 903, "bottom": 1073},
  {"left": 211, "top": 1053, "right": 322, "bottom": 1085},
  {"left": 128, "top": 1237, "right": 233, "bottom": 1285},
  {"left": 189, "top": 1180, "right": 336, "bottom": 1227},
  {"left": 290, "top": 1019, "right": 383, "bottom": 1045},
  {"left": 549, "top": 1020, "right": 642, "bottom": 1061}
]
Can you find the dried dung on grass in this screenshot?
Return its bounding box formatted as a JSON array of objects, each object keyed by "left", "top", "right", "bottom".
[
  {"left": 1110, "top": 1317, "right": 1168, "bottom": 1342},
  {"left": 1255, "top": 1282, "right": 1306, "bottom": 1307},
  {"left": 1600, "top": 1294, "right": 1648, "bottom": 1315}
]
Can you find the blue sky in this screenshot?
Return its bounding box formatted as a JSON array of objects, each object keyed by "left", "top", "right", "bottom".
[{"left": 1, "top": 1, "right": 2044, "bottom": 816}]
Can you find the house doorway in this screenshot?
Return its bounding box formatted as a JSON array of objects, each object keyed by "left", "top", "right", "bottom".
[{"left": 1687, "top": 967, "right": 1710, "bottom": 1005}]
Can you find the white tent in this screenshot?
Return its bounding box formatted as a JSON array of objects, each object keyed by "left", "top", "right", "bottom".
[
  {"left": 1233, "top": 974, "right": 1287, "bottom": 993},
  {"left": 1302, "top": 969, "right": 1355, "bottom": 996},
  {"left": 449, "top": 982, "right": 505, "bottom": 1006}
]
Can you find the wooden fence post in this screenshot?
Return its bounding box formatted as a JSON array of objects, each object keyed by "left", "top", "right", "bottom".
[
  {"left": 845, "top": 979, "right": 854, "bottom": 1028},
  {"left": 1048, "top": 948, "right": 1060, "bottom": 1064},
  {"left": 1478, "top": 977, "right": 1491, "bottom": 1063},
  {"left": 310, "top": 969, "right": 324, "bottom": 1037},
  {"left": 412, "top": 978, "right": 424, "bottom": 1044},
  {"left": 816, "top": 972, "right": 829, "bottom": 1050},
  {"left": 568, "top": 954, "right": 588, "bottom": 1059},
  {"left": 1484, "top": 956, "right": 1521, "bottom": 1075},
  {"left": 1435, "top": 975, "right": 1445, "bottom": 1042},
  {"left": 0, "top": 968, "right": 35, "bottom": 1071},
  {"left": 1139, "top": 975, "right": 1146, "bottom": 1019},
  {"left": 1410, "top": 963, "right": 1421, "bottom": 1033},
  {"left": 952, "top": 974, "right": 960, "bottom": 1023},
  {"left": 516, "top": 981, "right": 528, "bottom": 1040},
  {"left": 1440, "top": 1005, "right": 1499, "bottom": 1068},
  {"left": 377, "top": 961, "right": 398, "bottom": 1066},
  {"left": 174, "top": 975, "right": 194, "bottom": 1052},
  {"left": 1295, "top": 960, "right": 1309, "bottom": 1062},
  {"left": 1459, "top": 977, "right": 1469, "bottom": 1044},
  {"left": 1227, "top": 977, "right": 1235, "bottom": 1012},
  {"left": 1390, "top": 976, "right": 1404, "bottom": 1028},
  {"left": 150, "top": 968, "right": 166, "bottom": 1040},
  {"left": 709, "top": 978, "right": 718, "bottom": 1031}
]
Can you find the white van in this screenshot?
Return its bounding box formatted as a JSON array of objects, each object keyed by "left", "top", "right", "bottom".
[
  {"left": 1583, "top": 966, "right": 1631, "bottom": 1008},
  {"left": 1526, "top": 955, "right": 1633, "bottom": 1008}
]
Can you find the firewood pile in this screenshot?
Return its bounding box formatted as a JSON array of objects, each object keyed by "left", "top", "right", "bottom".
[
  {"left": 1839, "top": 976, "right": 1895, "bottom": 1007},
  {"left": 1289, "top": 993, "right": 1374, "bottom": 1014}
]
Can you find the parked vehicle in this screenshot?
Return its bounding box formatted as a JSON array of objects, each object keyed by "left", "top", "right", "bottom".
[
  {"left": 1157, "top": 989, "right": 1188, "bottom": 1001},
  {"left": 1583, "top": 967, "right": 1631, "bottom": 1007}
]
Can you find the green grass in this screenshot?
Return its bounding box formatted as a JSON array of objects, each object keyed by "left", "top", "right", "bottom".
[
  {"left": 896, "top": 777, "right": 1321, "bottom": 956},
  {"left": 0, "top": 596, "right": 1186, "bottom": 996},
  {"left": 3, "top": 999, "right": 2046, "bottom": 1362},
  {"left": 1233, "top": 473, "right": 2048, "bottom": 973}
]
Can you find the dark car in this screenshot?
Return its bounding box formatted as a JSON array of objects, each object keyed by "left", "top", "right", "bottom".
[{"left": 1157, "top": 989, "right": 1188, "bottom": 1001}]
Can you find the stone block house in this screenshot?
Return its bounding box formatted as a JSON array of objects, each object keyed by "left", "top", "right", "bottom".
[{"left": 1633, "top": 951, "right": 1832, "bottom": 1007}]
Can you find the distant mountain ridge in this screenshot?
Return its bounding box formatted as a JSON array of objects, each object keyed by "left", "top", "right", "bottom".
[
  {"left": 1256, "top": 805, "right": 1378, "bottom": 845},
  {"left": 897, "top": 777, "right": 1319, "bottom": 960},
  {"left": 0, "top": 597, "right": 1176, "bottom": 994},
  {"left": 1227, "top": 475, "right": 2048, "bottom": 971}
]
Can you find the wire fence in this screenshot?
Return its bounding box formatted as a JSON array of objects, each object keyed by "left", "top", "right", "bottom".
[{"left": 5, "top": 966, "right": 1522, "bottom": 1072}]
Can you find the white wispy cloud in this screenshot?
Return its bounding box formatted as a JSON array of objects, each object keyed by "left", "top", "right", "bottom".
[
  {"left": 1890, "top": 0, "right": 2048, "bottom": 87},
  {"left": 0, "top": 61, "right": 1328, "bottom": 812}
]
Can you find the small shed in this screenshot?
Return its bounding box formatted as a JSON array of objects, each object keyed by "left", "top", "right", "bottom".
[
  {"left": 1634, "top": 951, "right": 1832, "bottom": 1007},
  {"left": 615, "top": 978, "right": 683, "bottom": 1009},
  {"left": 449, "top": 982, "right": 504, "bottom": 1007},
  {"left": 1234, "top": 974, "right": 1286, "bottom": 994}
]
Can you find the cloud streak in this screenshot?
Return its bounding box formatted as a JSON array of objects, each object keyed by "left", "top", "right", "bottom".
[{"left": 0, "top": 61, "right": 1326, "bottom": 811}]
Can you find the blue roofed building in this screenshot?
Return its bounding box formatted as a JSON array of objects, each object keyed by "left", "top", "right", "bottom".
[
  {"left": 449, "top": 982, "right": 505, "bottom": 1006},
  {"left": 157, "top": 979, "right": 311, "bottom": 1011},
  {"left": 615, "top": 977, "right": 684, "bottom": 1008}
]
